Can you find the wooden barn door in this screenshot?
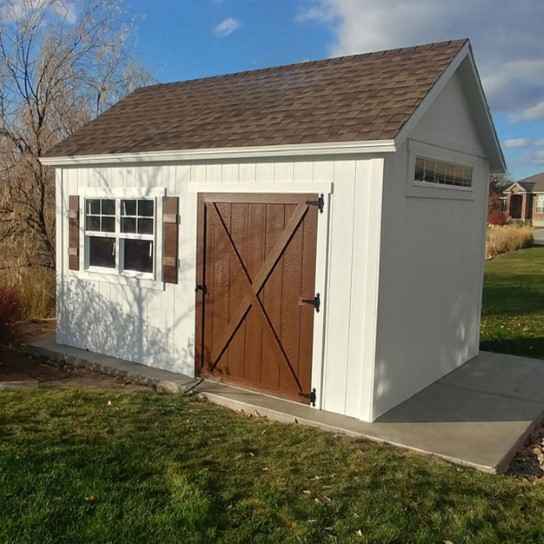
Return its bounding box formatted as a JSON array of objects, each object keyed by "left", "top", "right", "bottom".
[{"left": 195, "top": 193, "right": 320, "bottom": 404}]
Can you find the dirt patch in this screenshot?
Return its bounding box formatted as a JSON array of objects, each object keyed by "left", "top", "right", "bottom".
[
  {"left": 11, "top": 319, "right": 56, "bottom": 342},
  {"left": 0, "top": 347, "right": 150, "bottom": 391},
  {"left": 508, "top": 425, "right": 544, "bottom": 480}
]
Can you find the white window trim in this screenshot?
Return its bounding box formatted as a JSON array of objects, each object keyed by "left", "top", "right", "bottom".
[
  {"left": 405, "top": 140, "right": 477, "bottom": 201},
  {"left": 536, "top": 194, "right": 544, "bottom": 214},
  {"left": 187, "top": 181, "right": 333, "bottom": 194},
  {"left": 71, "top": 187, "right": 166, "bottom": 290}
]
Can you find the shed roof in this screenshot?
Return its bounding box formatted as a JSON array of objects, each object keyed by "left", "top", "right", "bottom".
[{"left": 45, "top": 39, "right": 469, "bottom": 158}]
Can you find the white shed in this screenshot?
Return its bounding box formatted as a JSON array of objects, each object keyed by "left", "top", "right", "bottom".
[{"left": 41, "top": 39, "right": 505, "bottom": 422}]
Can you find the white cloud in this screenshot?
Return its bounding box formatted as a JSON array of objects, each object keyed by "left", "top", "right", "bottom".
[
  {"left": 503, "top": 138, "right": 533, "bottom": 149},
  {"left": 213, "top": 17, "right": 241, "bottom": 38},
  {"left": 528, "top": 149, "right": 544, "bottom": 165},
  {"left": 296, "top": 0, "right": 544, "bottom": 118},
  {"left": 1, "top": 0, "right": 76, "bottom": 24},
  {"left": 512, "top": 101, "right": 544, "bottom": 123}
]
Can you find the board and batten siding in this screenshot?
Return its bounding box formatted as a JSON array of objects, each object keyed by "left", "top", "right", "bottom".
[
  {"left": 372, "top": 68, "right": 491, "bottom": 421},
  {"left": 56, "top": 157, "right": 384, "bottom": 421}
]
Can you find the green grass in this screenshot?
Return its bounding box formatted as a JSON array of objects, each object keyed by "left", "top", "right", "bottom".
[
  {"left": 2, "top": 390, "right": 544, "bottom": 544},
  {"left": 481, "top": 246, "right": 544, "bottom": 359},
  {"left": 2, "top": 247, "right": 544, "bottom": 543}
]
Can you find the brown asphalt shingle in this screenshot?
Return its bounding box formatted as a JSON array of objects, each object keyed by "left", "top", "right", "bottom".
[
  {"left": 45, "top": 39, "right": 468, "bottom": 158},
  {"left": 517, "top": 173, "right": 544, "bottom": 193}
]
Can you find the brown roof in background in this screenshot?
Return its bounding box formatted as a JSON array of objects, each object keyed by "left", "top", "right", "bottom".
[
  {"left": 517, "top": 173, "right": 544, "bottom": 193},
  {"left": 45, "top": 39, "right": 468, "bottom": 158}
]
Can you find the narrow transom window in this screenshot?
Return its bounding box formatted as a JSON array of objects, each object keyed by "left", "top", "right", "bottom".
[{"left": 414, "top": 157, "right": 473, "bottom": 188}]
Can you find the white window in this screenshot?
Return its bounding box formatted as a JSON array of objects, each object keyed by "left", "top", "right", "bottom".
[
  {"left": 536, "top": 195, "right": 544, "bottom": 214},
  {"left": 414, "top": 156, "right": 473, "bottom": 188},
  {"left": 84, "top": 197, "right": 156, "bottom": 277}
]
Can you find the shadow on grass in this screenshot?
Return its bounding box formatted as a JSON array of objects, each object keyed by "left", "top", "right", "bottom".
[
  {"left": 482, "top": 282, "right": 544, "bottom": 318},
  {"left": 480, "top": 336, "right": 544, "bottom": 361}
]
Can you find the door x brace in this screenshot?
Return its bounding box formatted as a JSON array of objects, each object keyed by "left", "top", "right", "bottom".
[{"left": 206, "top": 201, "right": 312, "bottom": 395}]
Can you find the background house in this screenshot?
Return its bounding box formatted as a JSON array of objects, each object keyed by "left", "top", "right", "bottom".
[
  {"left": 503, "top": 173, "right": 544, "bottom": 226},
  {"left": 41, "top": 39, "right": 505, "bottom": 422}
]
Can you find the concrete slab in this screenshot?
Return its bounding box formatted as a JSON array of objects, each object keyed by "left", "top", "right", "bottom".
[
  {"left": 533, "top": 228, "right": 544, "bottom": 246},
  {"left": 438, "top": 350, "right": 544, "bottom": 404},
  {"left": 26, "top": 334, "right": 196, "bottom": 393},
  {"left": 25, "top": 335, "right": 544, "bottom": 473}
]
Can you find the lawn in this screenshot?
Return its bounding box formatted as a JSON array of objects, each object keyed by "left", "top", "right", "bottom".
[
  {"left": 1, "top": 248, "right": 544, "bottom": 543},
  {"left": 481, "top": 246, "right": 544, "bottom": 359},
  {"left": 2, "top": 390, "right": 544, "bottom": 544}
]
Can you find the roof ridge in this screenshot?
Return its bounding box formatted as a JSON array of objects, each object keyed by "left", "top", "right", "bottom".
[{"left": 135, "top": 38, "right": 469, "bottom": 93}]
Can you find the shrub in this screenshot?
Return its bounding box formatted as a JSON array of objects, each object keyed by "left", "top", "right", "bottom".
[
  {"left": 486, "top": 225, "right": 533, "bottom": 259},
  {"left": 12, "top": 268, "right": 56, "bottom": 319},
  {"left": 0, "top": 264, "right": 55, "bottom": 321},
  {"left": 0, "top": 287, "right": 22, "bottom": 338},
  {"left": 488, "top": 209, "right": 508, "bottom": 226}
]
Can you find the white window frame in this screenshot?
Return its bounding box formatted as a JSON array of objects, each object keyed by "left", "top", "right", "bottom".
[
  {"left": 406, "top": 140, "right": 477, "bottom": 201},
  {"left": 536, "top": 194, "right": 544, "bottom": 214},
  {"left": 74, "top": 187, "right": 166, "bottom": 289}
]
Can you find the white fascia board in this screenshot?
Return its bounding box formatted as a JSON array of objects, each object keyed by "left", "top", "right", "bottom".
[
  {"left": 39, "top": 139, "right": 396, "bottom": 167},
  {"left": 395, "top": 41, "right": 507, "bottom": 174},
  {"left": 504, "top": 182, "right": 527, "bottom": 193},
  {"left": 464, "top": 46, "right": 507, "bottom": 174},
  {"left": 395, "top": 42, "right": 471, "bottom": 147}
]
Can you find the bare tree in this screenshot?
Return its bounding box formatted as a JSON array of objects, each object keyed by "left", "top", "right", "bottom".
[{"left": 0, "top": 0, "right": 152, "bottom": 270}]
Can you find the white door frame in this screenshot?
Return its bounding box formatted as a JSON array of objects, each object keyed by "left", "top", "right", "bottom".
[{"left": 188, "top": 181, "right": 332, "bottom": 408}]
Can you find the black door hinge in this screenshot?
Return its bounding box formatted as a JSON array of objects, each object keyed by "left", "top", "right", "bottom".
[
  {"left": 300, "top": 293, "right": 320, "bottom": 312},
  {"left": 195, "top": 284, "right": 207, "bottom": 295},
  {"left": 301, "top": 388, "right": 317, "bottom": 406},
  {"left": 306, "top": 194, "right": 324, "bottom": 213}
]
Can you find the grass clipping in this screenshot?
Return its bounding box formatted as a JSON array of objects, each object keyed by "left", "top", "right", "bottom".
[{"left": 486, "top": 225, "right": 533, "bottom": 260}]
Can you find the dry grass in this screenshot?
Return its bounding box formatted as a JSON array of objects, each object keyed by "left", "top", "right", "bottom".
[
  {"left": 0, "top": 259, "right": 55, "bottom": 320},
  {"left": 486, "top": 224, "right": 533, "bottom": 259}
]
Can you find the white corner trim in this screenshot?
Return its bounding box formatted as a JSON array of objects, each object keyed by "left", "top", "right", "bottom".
[
  {"left": 188, "top": 181, "right": 333, "bottom": 194},
  {"left": 39, "top": 140, "right": 396, "bottom": 167}
]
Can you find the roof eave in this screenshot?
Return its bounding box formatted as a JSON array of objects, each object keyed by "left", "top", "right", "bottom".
[{"left": 39, "top": 139, "right": 397, "bottom": 167}]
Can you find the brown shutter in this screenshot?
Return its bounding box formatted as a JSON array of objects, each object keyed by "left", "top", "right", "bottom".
[
  {"left": 68, "top": 195, "right": 80, "bottom": 271},
  {"left": 163, "top": 196, "right": 179, "bottom": 283}
]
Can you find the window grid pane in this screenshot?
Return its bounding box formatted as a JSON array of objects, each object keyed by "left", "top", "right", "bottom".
[
  {"left": 415, "top": 157, "right": 472, "bottom": 188},
  {"left": 123, "top": 239, "right": 153, "bottom": 273},
  {"left": 85, "top": 197, "right": 156, "bottom": 276},
  {"left": 89, "top": 236, "right": 116, "bottom": 268},
  {"left": 86, "top": 199, "right": 116, "bottom": 233},
  {"left": 121, "top": 199, "right": 154, "bottom": 235}
]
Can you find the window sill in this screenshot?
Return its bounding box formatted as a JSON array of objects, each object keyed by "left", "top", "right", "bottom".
[
  {"left": 69, "top": 269, "right": 165, "bottom": 291},
  {"left": 406, "top": 180, "right": 475, "bottom": 201},
  {"left": 413, "top": 180, "right": 472, "bottom": 192}
]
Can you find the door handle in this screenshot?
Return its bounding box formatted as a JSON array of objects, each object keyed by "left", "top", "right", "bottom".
[
  {"left": 299, "top": 293, "right": 320, "bottom": 312},
  {"left": 195, "top": 284, "right": 207, "bottom": 294}
]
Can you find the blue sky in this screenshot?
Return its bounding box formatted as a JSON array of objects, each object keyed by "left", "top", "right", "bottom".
[
  {"left": 71, "top": 1, "right": 544, "bottom": 180},
  {"left": 129, "top": 1, "right": 332, "bottom": 82}
]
